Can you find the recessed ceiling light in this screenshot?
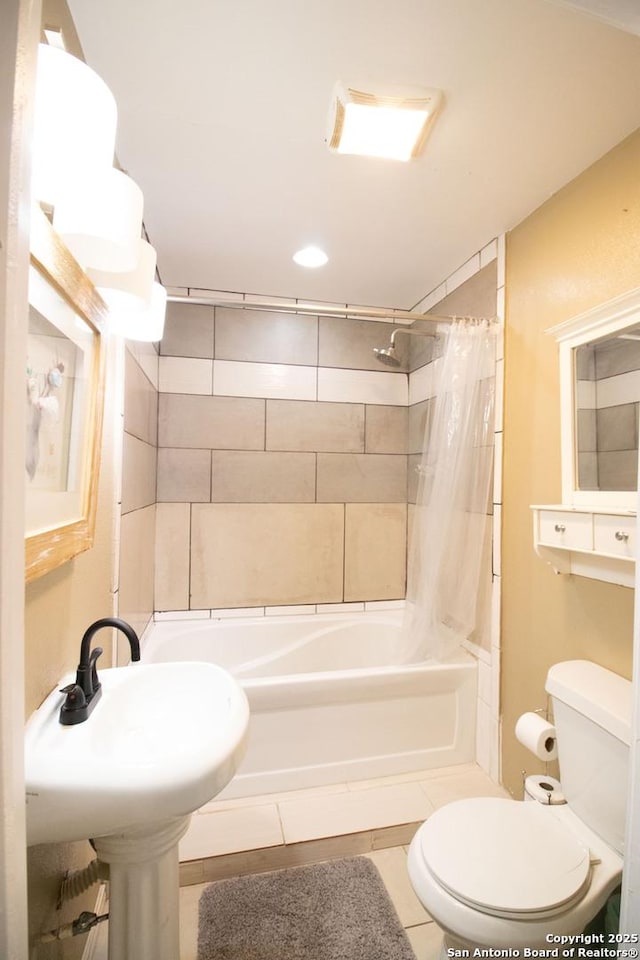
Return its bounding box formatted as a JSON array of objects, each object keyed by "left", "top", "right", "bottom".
[
  {"left": 327, "top": 83, "right": 442, "bottom": 162},
  {"left": 293, "top": 246, "right": 328, "bottom": 268}
]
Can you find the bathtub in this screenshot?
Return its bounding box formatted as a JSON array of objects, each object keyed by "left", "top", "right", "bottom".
[{"left": 142, "top": 610, "right": 477, "bottom": 799}]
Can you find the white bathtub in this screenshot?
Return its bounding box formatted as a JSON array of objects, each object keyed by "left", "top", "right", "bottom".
[{"left": 142, "top": 611, "right": 477, "bottom": 799}]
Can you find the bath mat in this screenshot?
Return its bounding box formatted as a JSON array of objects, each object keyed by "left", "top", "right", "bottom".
[{"left": 197, "top": 856, "right": 416, "bottom": 960}]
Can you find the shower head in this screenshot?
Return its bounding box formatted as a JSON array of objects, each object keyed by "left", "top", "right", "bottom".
[
  {"left": 373, "top": 345, "right": 401, "bottom": 367},
  {"left": 373, "top": 325, "right": 438, "bottom": 367}
]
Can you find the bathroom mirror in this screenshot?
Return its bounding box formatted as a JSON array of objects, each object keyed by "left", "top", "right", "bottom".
[
  {"left": 25, "top": 209, "right": 108, "bottom": 582},
  {"left": 549, "top": 288, "right": 640, "bottom": 510}
]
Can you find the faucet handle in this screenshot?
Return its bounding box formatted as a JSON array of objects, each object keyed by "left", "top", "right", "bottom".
[
  {"left": 60, "top": 682, "right": 87, "bottom": 706},
  {"left": 59, "top": 683, "right": 88, "bottom": 725},
  {"left": 76, "top": 645, "right": 103, "bottom": 699},
  {"left": 89, "top": 646, "right": 103, "bottom": 697}
]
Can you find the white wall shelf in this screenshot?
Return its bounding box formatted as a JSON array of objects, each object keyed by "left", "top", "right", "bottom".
[{"left": 531, "top": 504, "right": 636, "bottom": 587}]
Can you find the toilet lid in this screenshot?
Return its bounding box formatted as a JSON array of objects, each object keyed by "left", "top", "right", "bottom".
[{"left": 418, "top": 798, "right": 591, "bottom": 919}]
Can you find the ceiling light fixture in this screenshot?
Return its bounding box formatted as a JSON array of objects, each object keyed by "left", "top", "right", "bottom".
[
  {"left": 293, "top": 246, "right": 328, "bottom": 268},
  {"left": 327, "top": 82, "right": 442, "bottom": 162}
]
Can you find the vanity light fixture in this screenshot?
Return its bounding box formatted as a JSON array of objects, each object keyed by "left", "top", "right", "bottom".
[
  {"left": 53, "top": 167, "right": 144, "bottom": 273},
  {"left": 327, "top": 82, "right": 443, "bottom": 162},
  {"left": 32, "top": 44, "right": 117, "bottom": 206},
  {"left": 89, "top": 239, "right": 167, "bottom": 341},
  {"left": 293, "top": 245, "right": 329, "bottom": 268},
  {"left": 33, "top": 39, "right": 166, "bottom": 342}
]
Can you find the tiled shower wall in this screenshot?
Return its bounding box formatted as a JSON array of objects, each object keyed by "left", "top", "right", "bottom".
[
  {"left": 410, "top": 238, "right": 505, "bottom": 780},
  {"left": 117, "top": 341, "right": 159, "bottom": 656},
  {"left": 154, "top": 307, "right": 410, "bottom": 612}
]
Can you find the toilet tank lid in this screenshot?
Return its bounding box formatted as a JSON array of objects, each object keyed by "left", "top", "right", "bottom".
[{"left": 546, "top": 660, "right": 631, "bottom": 745}]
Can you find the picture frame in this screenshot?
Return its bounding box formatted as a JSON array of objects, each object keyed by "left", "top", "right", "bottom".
[{"left": 25, "top": 208, "right": 108, "bottom": 582}]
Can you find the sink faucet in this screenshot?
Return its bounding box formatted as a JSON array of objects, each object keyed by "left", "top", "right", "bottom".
[{"left": 59, "top": 617, "right": 141, "bottom": 726}]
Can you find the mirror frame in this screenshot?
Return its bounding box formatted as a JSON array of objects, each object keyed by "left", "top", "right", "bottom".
[
  {"left": 25, "top": 208, "right": 109, "bottom": 582},
  {"left": 548, "top": 287, "right": 640, "bottom": 510}
]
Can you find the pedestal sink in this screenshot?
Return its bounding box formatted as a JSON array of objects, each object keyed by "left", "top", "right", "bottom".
[{"left": 25, "top": 661, "right": 250, "bottom": 960}]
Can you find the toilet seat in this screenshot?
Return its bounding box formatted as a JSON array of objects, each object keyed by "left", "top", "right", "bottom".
[{"left": 417, "top": 798, "right": 592, "bottom": 921}]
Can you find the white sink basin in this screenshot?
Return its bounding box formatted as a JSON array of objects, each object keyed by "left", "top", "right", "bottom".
[{"left": 25, "top": 661, "right": 250, "bottom": 845}]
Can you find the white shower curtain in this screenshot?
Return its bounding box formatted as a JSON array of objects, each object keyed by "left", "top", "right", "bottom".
[{"left": 401, "top": 318, "right": 497, "bottom": 663}]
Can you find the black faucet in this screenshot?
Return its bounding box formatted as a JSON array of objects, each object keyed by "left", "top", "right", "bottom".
[{"left": 59, "top": 617, "right": 141, "bottom": 726}]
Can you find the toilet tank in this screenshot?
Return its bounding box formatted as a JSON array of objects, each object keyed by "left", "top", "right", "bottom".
[{"left": 546, "top": 660, "right": 631, "bottom": 855}]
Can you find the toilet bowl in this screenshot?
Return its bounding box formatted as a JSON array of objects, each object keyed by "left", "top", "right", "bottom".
[
  {"left": 407, "top": 661, "right": 631, "bottom": 952},
  {"left": 408, "top": 797, "right": 622, "bottom": 950}
]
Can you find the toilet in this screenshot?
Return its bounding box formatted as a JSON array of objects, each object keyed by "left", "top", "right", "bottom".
[{"left": 408, "top": 660, "right": 631, "bottom": 951}]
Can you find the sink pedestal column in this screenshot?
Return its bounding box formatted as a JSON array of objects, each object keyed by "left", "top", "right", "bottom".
[{"left": 93, "top": 815, "right": 191, "bottom": 960}]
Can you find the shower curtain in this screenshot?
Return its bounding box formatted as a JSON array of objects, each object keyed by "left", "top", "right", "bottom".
[{"left": 402, "top": 318, "right": 497, "bottom": 663}]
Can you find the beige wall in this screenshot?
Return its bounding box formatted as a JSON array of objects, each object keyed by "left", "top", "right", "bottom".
[
  {"left": 24, "top": 337, "right": 119, "bottom": 958},
  {"left": 501, "top": 129, "right": 640, "bottom": 796}
]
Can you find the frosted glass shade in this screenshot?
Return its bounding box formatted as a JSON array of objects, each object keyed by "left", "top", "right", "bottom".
[
  {"left": 108, "top": 282, "right": 167, "bottom": 342},
  {"left": 89, "top": 239, "right": 157, "bottom": 313},
  {"left": 53, "top": 169, "right": 144, "bottom": 272},
  {"left": 32, "top": 44, "right": 117, "bottom": 206}
]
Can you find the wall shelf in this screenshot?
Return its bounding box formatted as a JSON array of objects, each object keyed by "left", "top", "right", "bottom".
[{"left": 531, "top": 505, "right": 636, "bottom": 587}]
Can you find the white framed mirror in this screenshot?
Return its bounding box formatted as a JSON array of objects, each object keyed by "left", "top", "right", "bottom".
[{"left": 549, "top": 287, "right": 640, "bottom": 511}]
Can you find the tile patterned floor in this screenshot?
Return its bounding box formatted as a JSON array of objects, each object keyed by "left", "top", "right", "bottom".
[
  {"left": 177, "top": 762, "right": 510, "bottom": 959},
  {"left": 93, "top": 763, "right": 510, "bottom": 959}
]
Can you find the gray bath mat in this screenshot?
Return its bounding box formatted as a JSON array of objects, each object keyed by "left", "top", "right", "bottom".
[{"left": 197, "top": 856, "right": 416, "bottom": 960}]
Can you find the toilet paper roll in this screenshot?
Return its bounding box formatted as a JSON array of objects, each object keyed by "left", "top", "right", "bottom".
[
  {"left": 515, "top": 712, "right": 558, "bottom": 761},
  {"left": 524, "top": 774, "right": 565, "bottom": 804}
]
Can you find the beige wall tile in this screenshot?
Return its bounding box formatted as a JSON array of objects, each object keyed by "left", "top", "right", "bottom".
[
  {"left": 365, "top": 405, "right": 408, "bottom": 454},
  {"left": 211, "top": 450, "right": 316, "bottom": 502},
  {"left": 157, "top": 448, "right": 211, "bottom": 502},
  {"left": 118, "top": 504, "right": 156, "bottom": 643},
  {"left": 155, "top": 503, "right": 191, "bottom": 612},
  {"left": 159, "top": 356, "right": 213, "bottom": 394},
  {"left": 266, "top": 400, "right": 364, "bottom": 453},
  {"left": 317, "top": 453, "right": 407, "bottom": 502},
  {"left": 124, "top": 348, "right": 158, "bottom": 445},
  {"left": 344, "top": 503, "right": 407, "bottom": 601},
  {"left": 213, "top": 359, "right": 316, "bottom": 400},
  {"left": 409, "top": 399, "right": 432, "bottom": 454},
  {"left": 190, "top": 504, "right": 344, "bottom": 608},
  {"left": 407, "top": 454, "right": 421, "bottom": 504},
  {"left": 126, "top": 341, "right": 159, "bottom": 391},
  {"left": 319, "top": 317, "right": 405, "bottom": 372},
  {"left": 434, "top": 259, "right": 498, "bottom": 318},
  {"left": 215, "top": 308, "right": 318, "bottom": 365},
  {"left": 121, "top": 433, "right": 157, "bottom": 514},
  {"left": 159, "top": 394, "right": 265, "bottom": 449},
  {"left": 318, "top": 366, "right": 408, "bottom": 406},
  {"left": 160, "top": 302, "right": 214, "bottom": 358}
]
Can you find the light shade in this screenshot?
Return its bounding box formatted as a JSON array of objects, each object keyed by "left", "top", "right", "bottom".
[
  {"left": 107, "top": 282, "right": 167, "bottom": 342},
  {"left": 32, "top": 44, "right": 117, "bottom": 205},
  {"left": 89, "top": 238, "right": 157, "bottom": 314},
  {"left": 327, "top": 83, "right": 442, "bottom": 161},
  {"left": 53, "top": 168, "right": 144, "bottom": 272}
]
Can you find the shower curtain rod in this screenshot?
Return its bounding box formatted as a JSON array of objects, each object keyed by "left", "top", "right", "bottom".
[{"left": 166, "top": 294, "right": 454, "bottom": 325}]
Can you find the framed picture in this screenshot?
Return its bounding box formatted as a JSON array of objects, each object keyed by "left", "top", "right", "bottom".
[{"left": 25, "top": 208, "right": 108, "bottom": 582}]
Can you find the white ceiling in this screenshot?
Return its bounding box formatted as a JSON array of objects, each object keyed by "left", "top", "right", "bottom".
[{"left": 67, "top": 0, "right": 640, "bottom": 309}]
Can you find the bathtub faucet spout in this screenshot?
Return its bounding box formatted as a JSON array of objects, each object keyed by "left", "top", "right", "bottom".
[{"left": 59, "top": 617, "right": 141, "bottom": 726}]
